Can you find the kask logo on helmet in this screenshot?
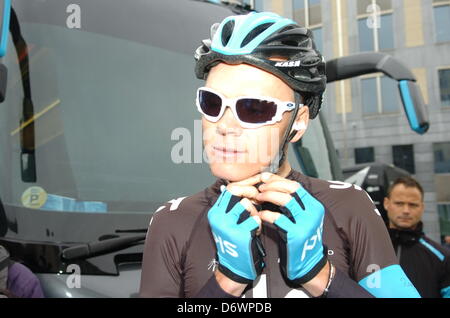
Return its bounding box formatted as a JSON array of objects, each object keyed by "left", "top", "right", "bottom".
[{"left": 274, "top": 61, "right": 301, "bottom": 68}]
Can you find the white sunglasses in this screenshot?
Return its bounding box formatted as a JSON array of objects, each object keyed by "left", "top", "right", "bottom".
[{"left": 196, "top": 87, "right": 301, "bottom": 129}]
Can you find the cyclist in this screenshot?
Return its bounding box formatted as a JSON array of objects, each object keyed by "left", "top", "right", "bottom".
[{"left": 139, "top": 12, "right": 420, "bottom": 298}]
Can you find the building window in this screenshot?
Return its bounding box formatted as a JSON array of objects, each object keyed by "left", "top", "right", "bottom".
[
  {"left": 361, "top": 77, "right": 378, "bottom": 114},
  {"left": 243, "top": 0, "right": 264, "bottom": 11},
  {"left": 380, "top": 75, "right": 399, "bottom": 112},
  {"left": 393, "top": 144, "right": 415, "bottom": 174},
  {"left": 439, "top": 68, "right": 450, "bottom": 107},
  {"left": 355, "top": 147, "right": 375, "bottom": 164},
  {"left": 255, "top": 0, "right": 264, "bottom": 11},
  {"left": 357, "top": 0, "right": 392, "bottom": 13},
  {"left": 433, "top": 142, "right": 450, "bottom": 173},
  {"left": 311, "top": 27, "right": 323, "bottom": 53},
  {"left": 361, "top": 75, "right": 399, "bottom": 115},
  {"left": 433, "top": 0, "right": 450, "bottom": 43},
  {"left": 357, "top": 0, "right": 394, "bottom": 51},
  {"left": 438, "top": 204, "right": 450, "bottom": 237},
  {"left": 292, "top": 0, "right": 323, "bottom": 53}
]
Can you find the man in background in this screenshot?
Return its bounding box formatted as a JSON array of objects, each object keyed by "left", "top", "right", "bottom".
[{"left": 385, "top": 176, "right": 450, "bottom": 298}]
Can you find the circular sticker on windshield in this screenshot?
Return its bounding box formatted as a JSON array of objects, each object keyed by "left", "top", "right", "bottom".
[{"left": 21, "top": 186, "right": 48, "bottom": 209}]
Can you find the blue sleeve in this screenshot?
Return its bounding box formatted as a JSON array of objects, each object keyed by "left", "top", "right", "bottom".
[
  {"left": 358, "top": 264, "right": 421, "bottom": 298},
  {"left": 327, "top": 267, "right": 374, "bottom": 298},
  {"left": 441, "top": 286, "right": 450, "bottom": 298}
]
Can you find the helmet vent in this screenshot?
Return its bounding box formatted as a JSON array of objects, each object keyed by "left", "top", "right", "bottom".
[
  {"left": 281, "top": 39, "right": 300, "bottom": 47},
  {"left": 221, "top": 20, "right": 235, "bottom": 46},
  {"left": 241, "top": 23, "right": 275, "bottom": 48},
  {"left": 278, "top": 25, "right": 296, "bottom": 33}
]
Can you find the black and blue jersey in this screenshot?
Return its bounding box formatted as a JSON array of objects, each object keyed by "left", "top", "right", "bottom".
[{"left": 140, "top": 170, "right": 419, "bottom": 298}]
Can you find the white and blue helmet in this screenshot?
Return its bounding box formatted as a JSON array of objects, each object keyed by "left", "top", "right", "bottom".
[{"left": 194, "top": 12, "right": 326, "bottom": 119}]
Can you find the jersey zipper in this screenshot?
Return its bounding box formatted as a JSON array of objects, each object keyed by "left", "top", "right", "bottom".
[{"left": 396, "top": 244, "right": 402, "bottom": 262}]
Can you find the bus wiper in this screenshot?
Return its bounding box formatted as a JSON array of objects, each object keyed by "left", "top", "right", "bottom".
[
  {"left": 9, "top": 7, "right": 37, "bottom": 182},
  {"left": 115, "top": 228, "right": 147, "bottom": 234},
  {"left": 61, "top": 234, "right": 146, "bottom": 261}
]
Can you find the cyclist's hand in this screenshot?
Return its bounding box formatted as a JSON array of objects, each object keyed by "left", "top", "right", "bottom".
[
  {"left": 257, "top": 173, "right": 327, "bottom": 287},
  {"left": 208, "top": 176, "right": 265, "bottom": 284},
  {"left": 225, "top": 174, "right": 262, "bottom": 233}
]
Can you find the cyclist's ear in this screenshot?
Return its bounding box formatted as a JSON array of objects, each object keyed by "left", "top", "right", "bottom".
[{"left": 289, "top": 106, "right": 309, "bottom": 143}]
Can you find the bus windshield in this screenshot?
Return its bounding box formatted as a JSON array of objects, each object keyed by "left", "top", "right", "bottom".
[{"left": 0, "top": 0, "right": 340, "bottom": 245}]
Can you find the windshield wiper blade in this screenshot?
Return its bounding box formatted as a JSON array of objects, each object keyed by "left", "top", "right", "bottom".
[
  {"left": 61, "top": 234, "right": 146, "bottom": 261},
  {"left": 115, "top": 228, "right": 147, "bottom": 234},
  {"left": 9, "top": 7, "right": 37, "bottom": 183}
]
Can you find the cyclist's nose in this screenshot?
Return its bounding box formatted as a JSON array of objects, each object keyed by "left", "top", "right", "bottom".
[{"left": 216, "top": 107, "right": 243, "bottom": 136}]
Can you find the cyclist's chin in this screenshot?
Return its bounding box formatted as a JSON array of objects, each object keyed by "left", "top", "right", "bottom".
[{"left": 209, "top": 162, "right": 267, "bottom": 182}]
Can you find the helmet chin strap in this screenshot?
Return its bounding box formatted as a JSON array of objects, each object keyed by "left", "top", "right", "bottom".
[{"left": 265, "top": 91, "right": 302, "bottom": 175}]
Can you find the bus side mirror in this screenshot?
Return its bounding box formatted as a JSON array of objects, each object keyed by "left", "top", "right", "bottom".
[
  {"left": 0, "top": 0, "right": 10, "bottom": 103},
  {"left": 0, "top": 0, "right": 10, "bottom": 57},
  {"left": 398, "top": 80, "right": 429, "bottom": 134},
  {"left": 326, "top": 52, "right": 430, "bottom": 135}
]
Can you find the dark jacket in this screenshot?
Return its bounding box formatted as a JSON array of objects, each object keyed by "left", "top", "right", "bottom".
[{"left": 389, "top": 222, "right": 450, "bottom": 298}]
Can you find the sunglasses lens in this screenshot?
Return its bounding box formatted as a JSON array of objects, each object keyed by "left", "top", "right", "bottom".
[
  {"left": 236, "top": 99, "right": 277, "bottom": 124},
  {"left": 198, "top": 90, "right": 222, "bottom": 117}
]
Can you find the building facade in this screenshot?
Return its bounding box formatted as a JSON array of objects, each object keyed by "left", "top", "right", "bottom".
[{"left": 252, "top": 0, "right": 450, "bottom": 241}]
